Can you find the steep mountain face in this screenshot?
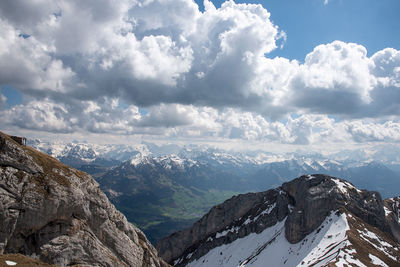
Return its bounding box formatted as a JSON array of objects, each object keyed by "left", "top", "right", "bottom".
[
  {"left": 0, "top": 132, "right": 168, "bottom": 267},
  {"left": 157, "top": 174, "right": 400, "bottom": 266}
]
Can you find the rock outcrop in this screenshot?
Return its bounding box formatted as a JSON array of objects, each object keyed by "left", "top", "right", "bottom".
[
  {"left": 157, "top": 174, "right": 400, "bottom": 266},
  {"left": 384, "top": 196, "right": 400, "bottom": 242},
  {"left": 282, "top": 175, "right": 389, "bottom": 243},
  {"left": 0, "top": 132, "right": 169, "bottom": 267}
]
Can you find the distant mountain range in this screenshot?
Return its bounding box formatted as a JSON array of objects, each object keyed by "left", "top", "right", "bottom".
[{"left": 30, "top": 140, "right": 400, "bottom": 243}]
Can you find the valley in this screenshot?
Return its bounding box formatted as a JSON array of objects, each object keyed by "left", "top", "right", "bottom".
[{"left": 30, "top": 140, "right": 400, "bottom": 244}]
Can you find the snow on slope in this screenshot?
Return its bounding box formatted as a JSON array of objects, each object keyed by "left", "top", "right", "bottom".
[
  {"left": 185, "top": 212, "right": 363, "bottom": 267},
  {"left": 129, "top": 153, "right": 198, "bottom": 169},
  {"left": 130, "top": 153, "right": 154, "bottom": 167},
  {"left": 369, "top": 254, "right": 388, "bottom": 267}
]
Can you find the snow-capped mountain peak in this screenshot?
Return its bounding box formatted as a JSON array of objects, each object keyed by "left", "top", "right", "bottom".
[
  {"left": 129, "top": 153, "right": 153, "bottom": 167},
  {"left": 156, "top": 154, "right": 197, "bottom": 170}
]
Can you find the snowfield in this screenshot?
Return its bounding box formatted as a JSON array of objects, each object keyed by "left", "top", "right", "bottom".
[{"left": 186, "top": 212, "right": 361, "bottom": 267}]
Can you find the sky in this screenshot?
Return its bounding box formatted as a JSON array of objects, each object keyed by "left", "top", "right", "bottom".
[{"left": 0, "top": 0, "right": 399, "bottom": 154}]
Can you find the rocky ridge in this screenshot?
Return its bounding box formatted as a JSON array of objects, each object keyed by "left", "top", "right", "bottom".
[
  {"left": 157, "top": 174, "right": 400, "bottom": 266},
  {"left": 0, "top": 132, "right": 169, "bottom": 267}
]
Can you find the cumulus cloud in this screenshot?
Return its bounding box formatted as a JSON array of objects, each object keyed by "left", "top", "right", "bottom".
[
  {"left": 346, "top": 120, "right": 400, "bottom": 142},
  {"left": 2, "top": 96, "right": 399, "bottom": 148},
  {"left": 288, "top": 41, "right": 375, "bottom": 115},
  {"left": 0, "top": 18, "right": 76, "bottom": 94},
  {"left": 0, "top": 99, "right": 75, "bottom": 133},
  {"left": 0, "top": 0, "right": 399, "bottom": 147},
  {"left": 367, "top": 48, "right": 400, "bottom": 117},
  {"left": 0, "top": 0, "right": 284, "bottom": 108}
]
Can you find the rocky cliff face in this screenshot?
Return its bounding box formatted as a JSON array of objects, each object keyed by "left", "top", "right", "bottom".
[
  {"left": 0, "top": 132, "right": 169, "bottom": 267},
  {"left": 384, "top": 196, "right": 400, "bottom": 243},
  {"left": 157, "top": 174, "right": 400, "bottom": 266},
  {"left": 281, "top": 175, "right": 389, "bottom": 244}
]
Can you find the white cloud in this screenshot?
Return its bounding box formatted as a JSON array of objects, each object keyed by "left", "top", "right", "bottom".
[
  {"left": 366, "top": 48, "right": 400, "bottom": 117},
  {"left": 0, "top": 99, "right": 75, "bottom": 133},
  {"left": 2, "top": 97, "right": 399, "bottom": 149},
  {"left": 139, "top": 104, "right": 213, "bottom": 128},
  {"left": 0, "top": 0, "right": 285, "bottom": 107},
  {"left": 287, "top": 41, "right": 376, "bottom": 115},
  {"left": 371, "top": 48, "right": 400, "bottom": 84},
  {"left": 0, "top": 18, "right": 76, "bottom": 94},
  {"left": 346, "top": 120, "right": 400, "bottom": 142},
  {"left": 0, "top": 0, "right": 399, "bottom": 149}
]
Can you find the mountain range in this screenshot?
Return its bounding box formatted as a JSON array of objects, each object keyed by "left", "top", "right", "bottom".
[
  {"left": 29, "top": 140, "right": 400, "bottom": 244},
  {"left": 1, "top": 134, "right": 400, "bottom": 266}
]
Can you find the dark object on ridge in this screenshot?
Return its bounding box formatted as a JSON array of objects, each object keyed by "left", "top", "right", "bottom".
[{"left": 10, "top": 136, "right": 26, "bottom": 146}]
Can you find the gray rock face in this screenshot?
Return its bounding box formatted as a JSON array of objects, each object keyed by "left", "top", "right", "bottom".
[
  {"left": 0, "top": 135, "right": 42, "bottom": 174},
  {"left": 157, "top": 174, "right": 397, "bottom": 266},
  {"left": 384, "top": 196, "right": 400, "bottom": 243},
  {"left": 282, "top": 175, "right": 389, "bottom": 243},
  {"left": 0, "top": 132, "right": 169, "bottom": 267}
]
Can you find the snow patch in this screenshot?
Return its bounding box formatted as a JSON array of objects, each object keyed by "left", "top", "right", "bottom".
[
  {"left": 359, "top": 229, "right": 392, "bottom": 248},
  {"left": 334, "top": 251, "right": 367, "bottom": 267},
  {"left": 369, "top": 254, "right": 388, "bottom": 267},
  {"left": 288, "top": 204, "right": 294, "bottom": 212},
  {"left": 5, "top": 261, "right": 17, "bottom": 266},
  {"left": 332, "top": 178, "right": 361, "bottom": 195},
  {"left": 256, "top": 203, "right": 276, "bottom": 219},
  {"left": 186, "top": 252, "right": 194, "bottom": 259},
  {"left": 243, "top": 203, "right": 276, "bottom": 225},
  {"left": 216, "top": 226, "right": 240, "bottom": 238},
  {"left": 358, "top": 229, "right": 397, "bottom": 261},
  {"left": 384, "top": 206, "right": 392, "bottom": 216},
  {"left": 130, "top": 153, "right": 148, "bottom": 167},
  {"left": 187, "top": 212, "right": 352, "bottom": 267},
  {"left": 174, "top": 257, "right": 183, "bottom": 266}
]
